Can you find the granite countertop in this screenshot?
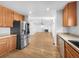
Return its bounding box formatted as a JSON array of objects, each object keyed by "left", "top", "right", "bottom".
[
  {"left": 0, "top": 34, "right": 16, "bottom": 39},
  {"left": 58, "top": 33, "right": 79, "bottom": 53}
]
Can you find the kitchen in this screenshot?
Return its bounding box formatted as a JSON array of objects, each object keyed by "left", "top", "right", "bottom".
[
  {"left": 0, "top": 1, "right": 79, "bottom": 58},
  {"left": 0, "top": 2, "right": 30, "bottom": 56},
  {"left": 56, "top": 1, "right": 79, "bottom": 57}
]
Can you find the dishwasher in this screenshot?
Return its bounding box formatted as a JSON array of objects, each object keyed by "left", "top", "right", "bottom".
[{"left": 57, "top": 35, "right": 64, "bottom": 58}]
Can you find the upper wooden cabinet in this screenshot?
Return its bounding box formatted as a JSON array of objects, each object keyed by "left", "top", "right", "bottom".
[
  {"left": 63, "top": 4, "right": 68, "bottom": 26},
  {"left": 14, "top": 12, "right": 19, "bottom": 21},
  {"left": 5, "top": 8, "right": 14, "bottom": 27},
  {"left": 0, "top": 5, "right": 24, "bottom": 27},
  {"left": 0, "top": 5, "right": 3, "bottom": 26},
  {"left": 63, "top": 2, "right": 77, "bottom": 27},
  {"left": 14, "top": 12, "right": 24, "bottom": 21},
  {"left": 0, "top": 5, "right": 14, "bottom": 27}
]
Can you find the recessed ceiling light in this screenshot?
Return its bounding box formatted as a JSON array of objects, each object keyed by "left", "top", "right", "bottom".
[
  {"left": 46, "top": 8, "right": 50, "bottom": 11},
  {"left": 29, "top": 11, "right": 32, "bottom": 14}
]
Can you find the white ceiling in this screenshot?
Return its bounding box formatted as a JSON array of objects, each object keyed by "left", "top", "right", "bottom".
[{"left": 0, "top": 1, "right": 70, "bottom": 16}]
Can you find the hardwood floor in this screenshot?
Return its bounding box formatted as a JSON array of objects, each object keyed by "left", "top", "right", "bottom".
[{"left": 1, "top": 32, "right": 60, "bottom": 58}]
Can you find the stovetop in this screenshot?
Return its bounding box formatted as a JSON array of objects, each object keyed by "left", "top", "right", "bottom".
[{"left": 68, "top": 40, "right": 79, "bottom": 48}]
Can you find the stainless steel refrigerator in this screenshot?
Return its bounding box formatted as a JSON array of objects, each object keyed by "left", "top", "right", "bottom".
[{"left": 10, "top": 20, "right": 29, "bottom": 50}]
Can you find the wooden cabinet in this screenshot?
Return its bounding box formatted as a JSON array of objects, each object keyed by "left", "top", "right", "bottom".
[
  {"left": 0, "top": 35, "right": 16, "bottom": 57},
  {"left": 68, "top": 2, "right": 77, "bottom": 26},
  {"left": 63, "top": 2, "right": 77, "bottom": 27},
  {"left": 9, "top": 36, "right": 16, "bottom": 51},
  {"left": 64, "top": 42, "right": 79, "bottom": 58},
  {"left": 5, "top": 8, "right": 14, "bottom": 27},
  {"left": 0, "top": 6, "right": 5, "bottom": 27},
  {"left": 0, "top": 5, "right": 14, "bottom": 27},
  {"left": 19, "top": 15, "right": 24, "bottom": 21},
  {"left": 57, "top": 34, "right": 79, "bottom": 58},
  {"left": 2, "top": 6, "right": 6, "bottom": 27},
  {"left": 0, "top": 6, "right": 3, "bottom": 26},
  {"left": 14, "top": 12, "right": 19, "bottom": 21},
  {"left": 63, "top": 5, "right": 68, "bottom": 26},
  {"left": 0, "top": 5, "right": 24, "bottom": 27},
  {"left": 0, "top": 39, "right": 8, "bottom": 56},
  {"left": 14, "top": 12, "right": 24, "bottom": 21}
]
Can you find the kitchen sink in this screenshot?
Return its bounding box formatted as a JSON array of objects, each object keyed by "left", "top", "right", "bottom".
[{"left": 68, "top": 40, "right": 79, "bottom": 48}]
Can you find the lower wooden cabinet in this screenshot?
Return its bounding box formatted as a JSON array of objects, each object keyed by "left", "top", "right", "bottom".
[
  {"left": 9, "top": 36, "right": 16, "bottom": 51},
  {"left": 0, "top": 35, "right": 16, "bottom": 56},
  {"left": 57, "top": 35, "right": 79, "bottom": 58},
  {"left": 64, "top": 42, "right": 79, "bottom": 58},
  {"left": 0, "top": 39, "right": 8, "bottom": 56}
]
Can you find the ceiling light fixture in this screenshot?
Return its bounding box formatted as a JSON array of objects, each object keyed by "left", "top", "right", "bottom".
[
  {"left": 29, "top": 11, "right": 32, "bottom": 14},
  {"left": 46, "top": 8, "right": 50, "bottom": 11}
]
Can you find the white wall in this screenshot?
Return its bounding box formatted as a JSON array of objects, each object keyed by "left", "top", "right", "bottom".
[
  {"left": 53, "top": 2, "right": 79, "bottom": 46},
  {"left": 28, "top": 9, "right": 56, "bottom": 35},
  {"left": 28, "top": 9, "right": 69, "bottom": 46},
  {"left": 53, "top": 10, "right": 69, "bottom": 46},
  {"left": 56, "top": 10, "right": 69, "bottom": 33},
  {"left": 27, "top": 4, "right": 70, "bottom": 46},
  {"left": 68, "top": 2, "right": 79, "bottom": 35},
  {"left": 28, "top": 17, "right": 42, "bottom": 35},
  {"left": 28, "top": 17, "right": 53, "bottom": 35}
]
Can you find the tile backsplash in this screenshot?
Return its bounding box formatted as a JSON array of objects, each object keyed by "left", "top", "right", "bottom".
[{"left": 0, "top": 27, "right": 10, "bottom": 35}]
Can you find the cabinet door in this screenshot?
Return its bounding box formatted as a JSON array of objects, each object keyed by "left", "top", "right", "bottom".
[
  {"left": 0, "top": 39, "right": 8, "bottom": 56},
  {"left": 68, "top": 2, "right": 77, "bottom": 26},
  {"left": 0, "top": 6, "right": 13, "bottom": 27},
  {"left": 21, "top": 15, "right": 24, "bottom": 21},
  {"left": 63, "top": 5, "right": 69, "bottom": 27},
  {"left": 5, "top": 8, "right": 13, "bottom": 27},
  {"left": 14, "top": 12, "right": 24, "bottom": 21},
  {"left": 2, "top": 6, "right": 6, "bottom": 27},
  {"left": 65, "top": 49, "right": 73, "bottom": 58},
  {"left": 63, "top": 2, "right": 77, "bottom": 27},
  {"left": 65, "top": 42, "right": 79, "bottom": 58},
  {"left": 19, "top": 15, "right": 24, "bottom": 21},
  {"left": 18, "top": 15, "right": 22, "bottom": 21},
  {"left": 11, "top": 10, "right": 14, "bottom": 27},
  {"left": 0, "top": 5, "right": 3, "bottom": 26},
  {"left": 9, "top": 36, "right": 16, "bottom": 51},
  {"left": 12, "top": 36, "right": 16, "bottom": 50},
  {"left": 14, "top": 12, "right": 19, "bottom": 21}
]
